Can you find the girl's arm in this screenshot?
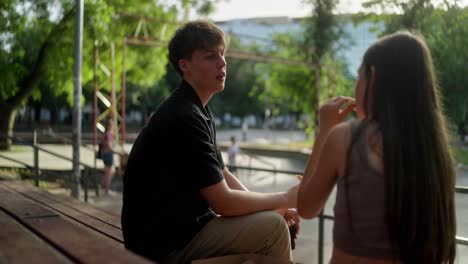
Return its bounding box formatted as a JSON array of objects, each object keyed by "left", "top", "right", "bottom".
[
  {"left": 298, "top": 123, "right": 351, "bottom": 219},
  {"left": 298, "top": 96, "right": 354, "bottom": 219}
]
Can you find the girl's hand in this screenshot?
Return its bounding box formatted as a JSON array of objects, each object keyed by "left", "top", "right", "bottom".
[{"left": 319, "top": 96, "right": 355, "bottom": 134}]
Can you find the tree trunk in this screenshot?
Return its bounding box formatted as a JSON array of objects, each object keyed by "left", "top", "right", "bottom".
[
  {"left": 0, "top": 5, "right": 77, "bottom": 150},
  {"left": 313, "top": 65, "right": 320, "bottom": 137},
  {"left": 34, "top": 103, "right": 42, "bottom": 123},
  {"left": 50, "top": 107, "right": 58, "bottom": 125},
  {"left": 0, "top": 104, "right": 17, "bottom": 150}
]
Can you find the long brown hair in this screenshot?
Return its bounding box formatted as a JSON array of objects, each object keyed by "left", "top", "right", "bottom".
[{"left": 358, "top": 32, "right": 456, "bottom": 263}]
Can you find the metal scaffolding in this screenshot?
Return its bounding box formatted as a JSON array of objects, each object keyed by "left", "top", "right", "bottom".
[{"left": 92, "top": 14, "right": 327, "bottom": 172}]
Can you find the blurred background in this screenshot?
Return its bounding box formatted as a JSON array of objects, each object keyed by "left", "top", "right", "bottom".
[{"left": 1, "top": 1, "right": 468, "bottom": 263}]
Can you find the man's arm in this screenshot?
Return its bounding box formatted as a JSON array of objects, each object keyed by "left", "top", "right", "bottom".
[
  {"left": 200, "top": 179, "right": 298, "bottom": 217},
  {"left": 223, "top": 167, "right": 248, "bottom": 191},
  {"left": 223, "top": 167, "right": 296, "bottom": 217}
]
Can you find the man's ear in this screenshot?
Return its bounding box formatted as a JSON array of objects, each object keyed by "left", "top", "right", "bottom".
[{"left": 178, "top": 59, "right": 188, "bottom": 74}]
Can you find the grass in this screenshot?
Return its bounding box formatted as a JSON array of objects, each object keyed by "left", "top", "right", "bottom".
[
  {"left": 23, "top": 178, "right": 62, "bottom": 189},
  {"left": 251, "top": 140, "right": 468, "bottom": 165},
  {"left": 0, "top": 168, "right": 21, "bottom": 180},
  {"left": 453, "top": 145, "right": 468, "bottom": 165},
  {"left": 0, "top": 145, "right": 30, "bottom": 153},
  {"left": 0, "top": 168, "right": 65, "bottom": 190},
  {"left": 242, "top": 138, "right": 314, "bottom": 151},
  {"left": 283, "top": 139, "right": 314, "bottom": 150}
]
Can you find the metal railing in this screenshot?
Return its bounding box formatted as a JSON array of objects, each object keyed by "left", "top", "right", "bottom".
[
  {"left": 0, "top": 131, "right": 102, "bottom": 202},
  {"left": 241, "top": 149, "right": 278, "bottom": 169},
  {"left": 229, "top": 150, "right": 302, "bottom": 188},
  {"left": 230, "top": 165, "right": 468, "bottom": 264},
  {"left": 1, "top": 138, "right": 467, "bottom": 262}
]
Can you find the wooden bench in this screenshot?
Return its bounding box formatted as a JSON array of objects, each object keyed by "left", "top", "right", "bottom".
[{"left": 0, "top": 179, "right": 152, "bottom": 264}]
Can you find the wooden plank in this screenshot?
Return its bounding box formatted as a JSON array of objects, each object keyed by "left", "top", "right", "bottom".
[
  {"left": 0, "top": 186, "right": 58, "bottom": 220},
  {"left": 23, "top": 216, "right": 151, "bottom": 264},
  {"left": 4, "top": 181, "right": 121, "bottom": 228},
  {"left": 2, "top": 182, "right": 122, "bottom": 242},
  {"left": 0, "top": 184, "right": 152, "bottom": 264},
  {"left": 0, "top": 210, "right": 72, "bottom": 264}
]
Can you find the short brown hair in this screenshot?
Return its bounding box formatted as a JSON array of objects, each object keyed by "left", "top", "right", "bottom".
[{"left": 168, "top": 20, "right": 225, "bottom": 76}]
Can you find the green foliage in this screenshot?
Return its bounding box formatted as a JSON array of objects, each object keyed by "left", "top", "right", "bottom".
[
  {"left": 253, "top": 47, "right": 352, "bottom": 132},
  {"left": 0, "top": 0, "right": 179, "bottom": 110},
  {"left": 421, "top": 7, "right": 468, "bottom": 129},
  {"left": 255, "top": 32, "right": 315, "bottom": 114},
  {"left": 249, "top": 0, "right": 353, "bottom": 136},
  {"left": 0, "top": 0, "right": 223, "bottom": 150},
  {"left": 303, "top": 0, "right": 341, "bottom": 59},
  {"left": 361, "top": 0, "right": 468, "bottom": 135},
  {"left": 126, "top": 63, "right": 176, "bottom": 119},
  {"left": 453, "top": 145, "right": 468, "bottom": 165},
  {"left": 179, "top": 0, "right": 224, "bottom": 17},
  {"left": 210, "top": 36, "right": 265, "bottom": 118}
]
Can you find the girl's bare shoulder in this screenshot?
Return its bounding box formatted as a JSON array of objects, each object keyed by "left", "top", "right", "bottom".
[
  {"left": 327, "top": 120, "right": 360, "bottom": 176},
  {"left": 328, "top": 120, "right": 358, "bottom": 146}
]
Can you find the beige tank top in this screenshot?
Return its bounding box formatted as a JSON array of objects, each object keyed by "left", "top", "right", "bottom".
[{"left": 333, "top": 122, "right": 398, "bottom": 260}]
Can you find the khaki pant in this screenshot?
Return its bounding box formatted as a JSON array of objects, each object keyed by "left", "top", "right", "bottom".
[{"left": 162, "top": 211, "right": 292, "bottom": 264}]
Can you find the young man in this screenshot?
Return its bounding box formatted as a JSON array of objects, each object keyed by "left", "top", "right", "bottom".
[{"left": 121, "top": 21, "right": 299, "bottom": 263}]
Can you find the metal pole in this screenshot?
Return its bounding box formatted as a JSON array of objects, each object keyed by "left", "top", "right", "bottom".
[
  {"left": 318, "top": 210, "right": 324, "bottom": 264},
  {"left": 84, "top": 168, "right": 88, "bottom": 203},
  {"left": 110, "top": 42, "right": 119, "bottom": 148},
  {"left": 120, "top": 38, "right": 127, "bottom": 173},
  {"left": 110, "top": 42, "right": 120, "bottom": 177},
  {"left": 93, "top": 40, "right": 99, "bottom": 197},
  {"left": 110, "top": 42, "right": 116, "bottom": 123},
  {"left": 273, "top": 172, "right": 277, "bottom": 189},
  {"left": 121, "top": 38, "right": 127, "bottom": 147},
  {"left": 33, "top": 130, "right": 39, "bottom": 187},
  {"left": 314, "top": 65, "right": 320, "bottom": 135},
  {"left": 93, "top": 40, "right": 98, "bottom": 169},
  {"left": 72, "top": 0, "right": 84, "bottom": 199}
]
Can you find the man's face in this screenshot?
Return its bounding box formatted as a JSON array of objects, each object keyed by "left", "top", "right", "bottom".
[{"left": 181, "top": 46, "right": 227, "bottom": 95}]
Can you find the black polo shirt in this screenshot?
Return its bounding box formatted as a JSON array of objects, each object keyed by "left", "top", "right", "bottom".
[{"left": 121, "top": 80, "right": 225, "bottom": 261}]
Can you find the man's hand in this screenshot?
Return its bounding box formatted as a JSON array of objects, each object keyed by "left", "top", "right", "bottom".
[
  {"left": 283, "top": 209, "right": 301, "bottom": 250},
  {"left": 274, "top": 208, "right": 301, "bottom": 239},
  {"left": 284, "top": 209, "right": 301, "bottom": 239}
]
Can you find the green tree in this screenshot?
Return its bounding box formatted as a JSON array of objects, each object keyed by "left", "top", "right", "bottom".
[
  {"left": 253, "top": 0, "right": 352, "bottom": 136},
  {"left": 209, "top": 37, "right": 265, "bottom": 123},
  {"left": 179, "top": 0, "right": 224, "bottom": 19},
  {"left": 421, "top": 6, "right": 468, "bottom": 136},
  {"left": 362, "top": 0, "right": 432, "bottom": 31},
  {"left": 255, "top": 40, "right": 352, "bottom": 134},
  {"left": 306, "top": 0, "right": 344, "bottom": 133},
  {"left": 126, "top": 63, "right": 177, "bottom": 126},
  {"left": 362, "top": 0, "right": 468, "bottom": 138},
  {"left": 1, "top": 0, "right": 76, "bottom": 149},
  {"left": 0, "top": 0, "right": 180, "bottom": 149}
]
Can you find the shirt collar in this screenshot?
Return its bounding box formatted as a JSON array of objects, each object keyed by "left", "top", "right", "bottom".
[{"left": 178, "top": 80, "right": 212, "bottom": 121}]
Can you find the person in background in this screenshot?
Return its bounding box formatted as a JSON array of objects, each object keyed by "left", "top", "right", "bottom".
[
  {"left": 101, "top": 119, "right": 115, "bottom": 195},
  {"left": 227, "top": 135, "right": 240, "bottom": 173}
]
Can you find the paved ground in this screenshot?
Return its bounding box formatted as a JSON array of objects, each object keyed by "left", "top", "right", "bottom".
[{"left": 1, "top": 134, "right": 468, "bottom": 263}]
